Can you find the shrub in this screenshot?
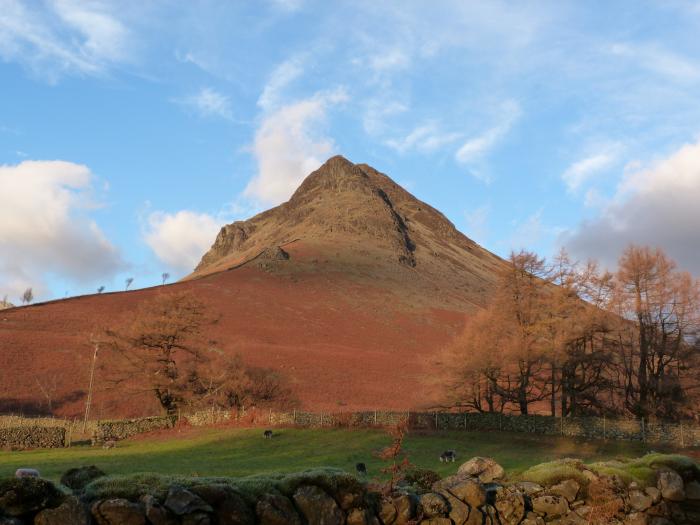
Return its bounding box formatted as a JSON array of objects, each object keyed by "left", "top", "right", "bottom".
[{"left": 402, "top": 468, "right": 441, "bottom": 493}]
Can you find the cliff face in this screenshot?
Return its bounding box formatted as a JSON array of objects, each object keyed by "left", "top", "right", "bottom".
[{"left": 193, "top": 155, "right": 505, "bottom": 310}]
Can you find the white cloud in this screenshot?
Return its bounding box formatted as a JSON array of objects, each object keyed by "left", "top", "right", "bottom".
[
  {"left": 144, "top": 210, "right": 222, "bottom": 273},
  {"left": 455, "top": 100, "right": 521, "bottom": 165},
  {"left": 0, "top": 160, "right": 124, "bottom": 301},
  {"left": 177, "top": 87, "right": 233, "bottom": 120},
  {"left": 0, "top": 0, "right": 129, "bottom": 80},
  {"left": 562, "top": 139, "right": 700, "bottom": 274},
  {"left": 386, "top": 122, "right": 461, "bottom": 154},
  {"left": 245, "top": 89, "right": 348, "bottom": 205},
  {"left": 562, "top": 145, "right": 621, "bottom": 192}
]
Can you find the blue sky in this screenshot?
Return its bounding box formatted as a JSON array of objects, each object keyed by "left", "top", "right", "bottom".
[{"left": 2, "top": 1, "right": 700, "bottom": 302}]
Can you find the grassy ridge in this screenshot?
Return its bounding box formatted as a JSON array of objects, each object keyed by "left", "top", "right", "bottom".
[{"left": 0, "top": 427, "right": 665, "bottom": 482}]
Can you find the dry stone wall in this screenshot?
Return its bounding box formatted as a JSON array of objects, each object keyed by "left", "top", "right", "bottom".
[
  {"left": 268, "top": 410, "right": 700, "bottom": 447},
  {"left": 0, "top": 426, "right": 65, "bottom": 449},
  {"left": 92, "top": 415, "right": 175, "bottom": 443},
  {"left": 1, "top": 456, "right": 699, "bottom": 524}
]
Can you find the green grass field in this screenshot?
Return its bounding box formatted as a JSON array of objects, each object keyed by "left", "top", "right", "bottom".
[{"left": 0, "top": 427, "right": 678, "bottom": 483}]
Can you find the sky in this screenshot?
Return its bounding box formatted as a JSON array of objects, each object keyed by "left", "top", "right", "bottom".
[{"left": 1, "top": 0, "right": 700, "bottom": 303}]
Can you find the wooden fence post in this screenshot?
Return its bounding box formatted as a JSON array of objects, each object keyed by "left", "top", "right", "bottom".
[
  {"left": 603, "top": 415, "right": 606, "bottom": 440},
  {"left": 464, "top": 412, "right": 467, "bottom": 430},
  {"left": 293, "top": 409, "right": 296, "bottom": 425},
  {"left": 680, "top": 422, "right": 684, "bottom": 447},
  {"left": 435, "top": 412, "right": 438, "bottom": 430},
  {"left": 374, "top": 410, "right": 377, "bottom": 426}
]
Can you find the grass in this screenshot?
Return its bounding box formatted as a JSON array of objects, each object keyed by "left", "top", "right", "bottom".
[{"left": 0, "top": 427, "right": 688, "bottom": 484}]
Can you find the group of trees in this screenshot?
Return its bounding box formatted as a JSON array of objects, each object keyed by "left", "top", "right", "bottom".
[
  {"left": 100, "top": 290, "right": 291, "bottom": 415},
  {"left": 446, "top": 245, "right": 700, "bottom": 421}
]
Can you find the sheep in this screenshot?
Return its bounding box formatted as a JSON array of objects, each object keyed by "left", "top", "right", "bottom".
[
  {"left": 356, "top": 462, "right": 367, "bottom": 476},
  {"left": 263, "top": 430, "right": 273, "bottom": 439},
  {"left": 439, "top": 450, "right": 456, "bottom": 463}
]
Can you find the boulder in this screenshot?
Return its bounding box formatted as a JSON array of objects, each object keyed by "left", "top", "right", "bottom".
[
  {"left": 91, "top": 498, "right": 146, "bottom": 525},
  {"left": 140, "top": 494, "right": 178, "bottom": 525},
  {"left": 457, "top": 457, "right": 505, "bottom": 483},
  {"left": 512, "top": 481, "right": 544, "bottom": 496},
  {"left": 293, "top": 485, "right": 345, "bottom": 525},
  {"left": 208, "top": 493, "right": 252, "bottom": 525},
  {"left": 378, "top": 498, "right": 397, "bottom": 525},
  {"left": 60, "top": 466, "right": 106, "bottom": 491},
  {"left": 494, "top": 486, "right": 526, "bottom": 525},
  {"left": 419, "top": 519, "right": 451, "bottom": 525},
  {"left": 182, "top": 513, "right": 211, "bottom": 525},
  {"left": 531, "top": 494, "right": 569, "bottom": 519},
  {"left": 685, "top": 480, "right": 700, "bottom": 500},
  {"left": 445, "top": 479, "right": 486, "bottom": 508},
  {"left": 14, "top": 469, "right": 40, "bottom": 479},
  {"left": 550, "top": 479, "right": 580, "bottom": 503},
  {"left": 437, "top": 489, "right": 470, "bottom": 525},
  {"left": 392, "top": 494, "right": 417, "bottom": 525},
  {"left": 623, "top": 512, "right": 649, "bottom": 525},
  {"left": 164, "top": 486, "right": 213, "bottom": 516},
  {"left": 629, "top": 489, "right": 653, "bottom": 512},
  {"left": 0, "top": 517, "right": 22, "bottom": 525},
  {"left": 256, "top": 493, "right": 303, "bottom": 525},
  {"left": 657, "top": 471, "right": 685, "bottom": 502},
  {"left": 0, "top": 477, "right": 64, "bottom": 517},
  {"left": 418, "top": 492, "right": 448, "bottom": 518},
  {"left": 645, "top": 487, "right": 661, "bottom": 504},
  {"left": 521, "top": 516, "right": 545, "bottom": 525},
  {"left": 346, "top": 508, "right": 380, "bottom": 525},
  {"left": 34, "top": 495, "right": 90, "bottom": 525}
]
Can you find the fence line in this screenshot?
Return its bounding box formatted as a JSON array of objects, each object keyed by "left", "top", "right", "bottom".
[
  {"left": 266, "top": 410, "right": 700, "bottom": 448},
  {"left": 2, "top": 409, "right": 698, "bottom": 448}
]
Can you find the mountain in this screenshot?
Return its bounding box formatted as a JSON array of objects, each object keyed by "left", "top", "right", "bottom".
[
  {"left": 0, "top": 156, "right": 506, "bottom": 418},
  {"left": 192, "top": 156, "right": 504, "bottom": 310}
]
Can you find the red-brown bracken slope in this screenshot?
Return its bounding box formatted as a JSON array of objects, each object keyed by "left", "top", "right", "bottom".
[{"left": 0, "top": 156, "right": 506, "bottom": 418}]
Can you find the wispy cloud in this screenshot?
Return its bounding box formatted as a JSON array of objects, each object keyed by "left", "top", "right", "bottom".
[
  {"left": 608, "top": 42, "right": 700, "bottom": 82},
  {"left": 176, "top": 88, "right": 233, "bottom": 120},
  {"left": 455, "top": 100, "right": 522, "bottom": 171},
  {"left": 257, "top": 56, "right": 305, "bottom": 111},
  {"left": 386, "top": 122, "right": 461, "bottom": 154},
  {"left": 0, "top": 0, "right": 130, "bottom": 81},
  {"left": 562, "top": 144, "right": 621, "bottom": 192}
]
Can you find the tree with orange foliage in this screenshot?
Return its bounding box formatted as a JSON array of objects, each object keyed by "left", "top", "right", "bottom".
[{"left": 610, "top": 245, "right": 700, "bottom": 419}]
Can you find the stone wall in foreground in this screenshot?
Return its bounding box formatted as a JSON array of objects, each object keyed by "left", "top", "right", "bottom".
[{"left": 1, "top": 456, "right": 699, "bottom": 525}]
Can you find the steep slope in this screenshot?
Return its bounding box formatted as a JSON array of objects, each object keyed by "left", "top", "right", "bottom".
[{"left": 0, "top": 156, "right": 506, "bottom": 418}]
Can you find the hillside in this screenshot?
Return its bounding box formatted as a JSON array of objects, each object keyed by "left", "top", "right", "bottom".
[{"left": 0, "top": 156, "right": 506, "bottom": 418}]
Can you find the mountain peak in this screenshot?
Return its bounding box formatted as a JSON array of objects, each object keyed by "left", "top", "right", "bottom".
[{"left": 192, "top": 157, "right": 504, "bottom": 309}]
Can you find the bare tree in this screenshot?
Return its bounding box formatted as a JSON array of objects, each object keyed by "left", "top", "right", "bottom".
[
  {"left": 97, "top": 286, "right": 105, "bottom": 294},
  {"left": 162, "top": 272, "right": 170, "bottom": 286},
  {"left": 102, "top": 291, "right": 290, "bottom": 414},
  {"left": 125, "top": 277, "right": 134, "bottom": 291},
  {"left": 22, "top": 287, "right": 33, "bottom": 304}
]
